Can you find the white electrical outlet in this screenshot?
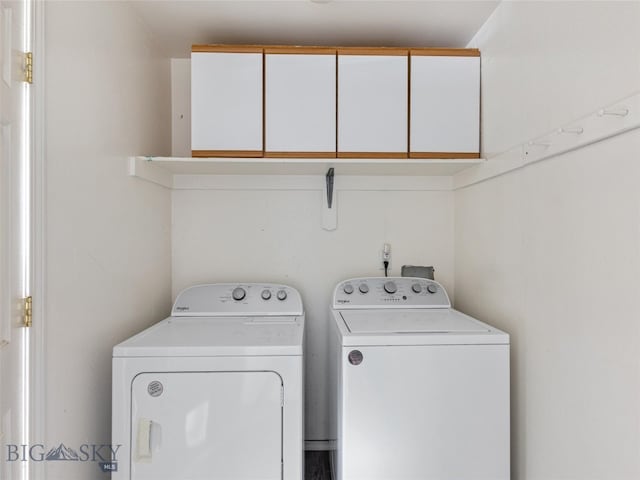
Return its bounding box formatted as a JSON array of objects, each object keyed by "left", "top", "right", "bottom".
[{"left": 380, "top": 243, "right": 392, "bottom": 271}]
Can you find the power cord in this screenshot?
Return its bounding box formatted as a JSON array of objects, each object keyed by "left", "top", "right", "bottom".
[{"left": 382, "top": 243, "right": 391, "bottom": 277}]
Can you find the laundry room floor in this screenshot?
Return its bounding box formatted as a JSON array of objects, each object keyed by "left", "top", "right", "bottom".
[{"left": 305, "top": 451, "right": 332, "bottom": 480}]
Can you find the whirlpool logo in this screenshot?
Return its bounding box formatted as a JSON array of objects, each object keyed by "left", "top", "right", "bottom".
[{"left": 6, "top": 442, "right": 121, "bottom": 472}]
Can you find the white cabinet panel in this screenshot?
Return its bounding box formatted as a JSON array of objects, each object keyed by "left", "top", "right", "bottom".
[
  {"left": 338, "top": 54, "right": 408, "bottom": 155},
  {"left": 266, "top": 53, "right": 336, "bottom": 155},
  {"left": 191, "top": 51, "right": 263, "bottom": 155},
  {"left": 410, "top": 55, "right": 480, "bottom": 156},
  {"left": 130, "top": 371, "right": 282, "bottom": 480}
]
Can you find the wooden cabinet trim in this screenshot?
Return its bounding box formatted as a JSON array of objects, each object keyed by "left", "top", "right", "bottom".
[
  {"left": 337, "top": 47, "right": 408, "bottom": 56},
  {"left": 192, "top": 45, "right": 479, "bottom": 57},
  {"left": 265, "top": 47, "right": 336, "bottom": 55},
  {"left": 192, "top": 45, "right": 264, "bottom": 53},
  {"left": 409, "top": 152, "right": 480, "bottom": 159},
  {"left": 264, "top": 151, "right": 337, "bottom": 158},
  {"left": 410, "top": 48, "right": 480, "bottom": 57},
  {"left": 192, "top": 150, "right": 264, "bottom": 158},
  {"left": 337, "top": 152, "right": 408, "bottom": 159}
]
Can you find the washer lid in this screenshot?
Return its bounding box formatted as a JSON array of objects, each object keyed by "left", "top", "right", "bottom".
[
  {"left": 113, "top": 316, "right": 304, "bottom": 357},
  {"left": 336, "top": 308, "right": 509, "bottom": 346},
  {"left": 341, "top": 309, "right": 489, "bottom": 334}
]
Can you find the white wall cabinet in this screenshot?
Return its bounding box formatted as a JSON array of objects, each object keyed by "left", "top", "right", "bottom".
[
  {"left": 265, "top": 49, "right": 336, "bottom": 157},
  {"left": 191, "top": 47, "right": 263, "bottom": 157},
  {"left": 338, "top": 50, "right": 408, "bottom": 157},
  {"left": 410, "top": 51, "right": 480, "bottom": 158},
  {"left": 191, "top": 46, "right": 480, "bottom": 159}
]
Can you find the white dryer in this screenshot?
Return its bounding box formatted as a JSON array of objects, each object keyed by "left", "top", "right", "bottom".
[
  {"left": 330, "top": 277, "right": 509, "bottom": 480},
  {"left": 112, "top": 283, "right": 304, "bottom": 480}
]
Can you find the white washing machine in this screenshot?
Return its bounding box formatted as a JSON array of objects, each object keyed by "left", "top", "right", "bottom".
[
  {"left": 112, "top": 283, "right": 304, "bottom": 480},
  {"left": 330, "top": 277, "right": 509, "bottom": 480}
]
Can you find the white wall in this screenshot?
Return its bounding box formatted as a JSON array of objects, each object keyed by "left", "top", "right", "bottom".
[
  {"left": 456, "top": 2, "right": 640, "bottom": 479},
  {"left": 45, "top": 2, "right": 172, "bottom": 478},
  {"left": 170, "top": 59, "right": 456, "bottom": 441},
  {"left": 476, "top": 1, "right": 640, "bottom": 158},
  {"left": 172, "top": 186, "right": 455, "bottom": 440}
]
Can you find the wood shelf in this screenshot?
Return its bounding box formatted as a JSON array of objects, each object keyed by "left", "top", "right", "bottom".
[{"left": 129, "top": 156, "right": 486, "bottom": 188}]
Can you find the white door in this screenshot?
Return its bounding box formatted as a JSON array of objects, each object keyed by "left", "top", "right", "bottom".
[
  {"left": 131, "top": 371, "right": 283, "bottom": 480},
  {"left": 410, "top": 54, "right": 480, "bottom": 157},
  {"left": 191, "top": 50, "right": 263, "bottom": 157},
  {"left": 337, "top": 52, "right": 408, "bottom": 156},
  {"left": 265, "top": 51, "right": 336, "bottom": 156},
  {"left": 0, "top": 0, "right": 32, "bottom": 479},
  {"left": 340, "top": 345, "right": 510, "bottom": 480}
]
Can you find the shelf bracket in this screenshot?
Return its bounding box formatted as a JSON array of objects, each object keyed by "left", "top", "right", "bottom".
[
  {"left": 326, "top": 168, "right": 334, "bottom": 208},
  {"left": 322, "top": 168, "right": 337, "bottom": 231}
]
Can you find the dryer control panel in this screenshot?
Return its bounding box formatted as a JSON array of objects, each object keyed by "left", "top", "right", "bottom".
[
  {"left": 172, "top": 283, "right": 303, "bottom": 316},
  {"left": 333, "top": 277, "right": 450, "bottom": 309}
]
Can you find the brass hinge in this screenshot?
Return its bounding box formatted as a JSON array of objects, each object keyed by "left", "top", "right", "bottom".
[
  {"left": 23, "top": 296, "right": 32, "bottom": 327},
  {"left": 23, "top": 52, "right": 33, "bottom": 84}
]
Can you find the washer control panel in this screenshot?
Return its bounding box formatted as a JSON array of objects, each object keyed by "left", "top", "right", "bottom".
[
  {"left": 172, "top": 283, "right": 303, "bottom": 316},
  {"left": 333, "top": 277, "right": 450, "bottom": 309}
]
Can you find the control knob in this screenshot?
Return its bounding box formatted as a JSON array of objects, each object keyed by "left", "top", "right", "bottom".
[
  {"left": 261, "top": 289, "right": 272, "bottom": 300},
  {"left": 427, "top": 284, "right": 438, "bottom": 294},
  {"left": 359, "top": 283, "right": 369, "bottom": 294},
  {"left": 384, "top": 281, "right": 397, "bottom": 294},
  {"left": 411, "top": 283, "right": 423, "bottom": 293},
  {"left": 276, "top": 289, "right": 287, "bottom": 301},
  {"left": 232, "top": 287, "right": 246, "bottom": 301},
  {"left": 343, "top": 284, "right": 354, "bottom": 295}
]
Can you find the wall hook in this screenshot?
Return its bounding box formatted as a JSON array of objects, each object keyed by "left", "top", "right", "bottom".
[
  {"left": 597, "top": 107, "right": 629, "bottom": 117},
  {"left": 326, "top": 168, "right": 334, "bottom": 208},
  {"left": 558, "top": 127, "right": 584, "bottom": 135}
]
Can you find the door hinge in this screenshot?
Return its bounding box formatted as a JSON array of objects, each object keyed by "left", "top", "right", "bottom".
[
  {"left": 23, "top": 52, "right": 33, "bottom": 84},
  {"left": 23, "top": 296, "right": 32, "bottom": 327}
]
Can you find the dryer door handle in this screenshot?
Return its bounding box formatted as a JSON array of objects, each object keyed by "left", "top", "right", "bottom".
[{"left": 136, "top": 418, "right": 162, "bottom": 462}]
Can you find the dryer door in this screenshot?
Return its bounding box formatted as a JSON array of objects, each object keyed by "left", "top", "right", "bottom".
[{"left": 130, "top": 371, "right": 282, "bottom": 480}]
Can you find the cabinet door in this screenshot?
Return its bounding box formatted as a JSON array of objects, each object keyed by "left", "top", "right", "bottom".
[
  {"left": 410, "top": 52, "right": 480, "bottom": 157},
  {"left": 265, "top": 50, "right": 336, "bottom": 157},
  {"left": 191, "top": 49, "right": 263, "bottom": 157},
  {"left": 338, "top": 51, "right": 408, "bottom": 157}
]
